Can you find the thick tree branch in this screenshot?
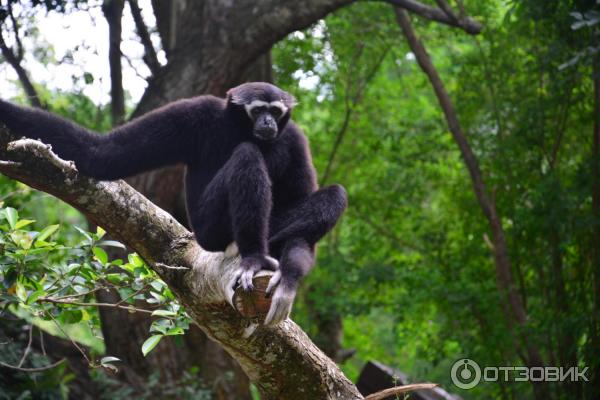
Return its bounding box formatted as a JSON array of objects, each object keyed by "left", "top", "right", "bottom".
[
  {"left": 384, "top": 0, "right": 482, "bottom": 34},
  {"left": 0, "top": 29, "right": 42, "bottom": 108},
  {"left": 7, "top": 4, "right": 24, "bottom": 61},
  {"left": 134, "top": 0, "right": 482, "bottom": 116},
  {"left": 0, "top": 125, "right": 362, "bottom": 400},
  {"left": 128, "top": 0, "right": 161, "bottom": 76}
]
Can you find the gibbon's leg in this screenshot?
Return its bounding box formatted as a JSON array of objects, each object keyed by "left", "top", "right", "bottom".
[
  {"left": 189, "top": 143, "right": 277, "bottom": 291},
  {"left": 268, "top": 184, "right": 347, "bottom": 256},
  {"left": 0, "top": 99, "right": 197, "bottom": 180},
  {"left": 263, "top": 184, "right": 347, "bottom": 326},
  {"left": 187, "top": 170, "right": 233, "bottom": 253}
]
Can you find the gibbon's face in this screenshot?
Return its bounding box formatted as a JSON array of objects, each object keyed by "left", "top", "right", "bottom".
[{"left": 227, "top": 82, "right": 297, "bottom": 141}]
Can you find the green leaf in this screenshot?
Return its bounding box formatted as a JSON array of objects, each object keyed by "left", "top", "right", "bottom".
[
  {"left": 151, "top": 310, "right": 177, "bottom": 317},
  {"left": 10, "top": 231, "right": 33, "bottom": 249},
  {"left": 92, "top": 247, "right": 108, "bottom": 264},
  {"left": 15, "top": 219, "right": 35, "bottom": 229},
  {"left": 105, "top": 273, "right": 124, "bottom": 284},
  {"left": 98, "top": 240, "right": 126, "bottom": 249},
  {"left": 59, "top": 310, "right": 83, "bottom": 324},
  {"left": 150, "top": 319, "right": 169, "bottom": 334},
  {"left": 36, "top": 224, "right": 60, "bottom": 243},
  {"left": 96, "top": 226, "right": 106, "bottom": 239},
  {"left": 128, "top": 253, "right": 144, "bottom": 267},
  {"left": 5, "top": 207, "right": 18, "bottom": 229},
  {"left": 26, "top": 290, "right": 46, "bottom": 305},
  {"left": 165, "top": 327, "right": 184, "bottom": 336},
  {"left": 34, "top": 240, "right": 55, "bottom": 248},
  {"left": 100, "top": 356, "right": 121, "bottom": 364},
  {"left": 15, "top": 282, "right": 27, "bottom": 302},
  {"left": 141, "top": 335, "right": 163, "bottom": 357},
  {"left": 74, "top": 226, "right": 93, "bottom": 242}
]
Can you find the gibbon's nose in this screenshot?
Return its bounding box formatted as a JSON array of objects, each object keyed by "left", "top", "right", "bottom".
[{"left": 254, "top": 114, "right": 278, "bottom": 140}]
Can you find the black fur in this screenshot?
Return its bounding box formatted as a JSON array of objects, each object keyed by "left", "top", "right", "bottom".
[{"left": 0, "top": 82, "right": 347, "bottom": 312}]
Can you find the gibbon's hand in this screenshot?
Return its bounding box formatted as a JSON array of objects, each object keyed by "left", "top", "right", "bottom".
[
  {"left": 263, "top": 272, "right": 296, "bottom": 326},
  {"left": 234, "top": 254, "right": 278, "bottom": 291}
]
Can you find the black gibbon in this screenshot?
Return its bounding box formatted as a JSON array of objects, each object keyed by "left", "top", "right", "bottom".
[{"left": 0, "top": 82, "right": 347, "bottom": 326}]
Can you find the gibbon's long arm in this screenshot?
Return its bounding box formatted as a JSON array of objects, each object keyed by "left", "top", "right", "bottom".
[{"left": 0, "top": 99, "right": 203, "bottom": 180}]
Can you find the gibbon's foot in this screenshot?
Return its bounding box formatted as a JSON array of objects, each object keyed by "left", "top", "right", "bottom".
[
  {"left": 233, "top": 254, "right": 278, "bottom": 291},
  {"left": 265, "top": 270, "right": 281, "bottom": 297},
  {"left": 264, "top": 282, "right": 296, "bottom": 326}
]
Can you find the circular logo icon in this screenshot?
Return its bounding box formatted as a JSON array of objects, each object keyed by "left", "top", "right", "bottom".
[{"left": 451, "top": 358, "right": 481, "bottom": 389}]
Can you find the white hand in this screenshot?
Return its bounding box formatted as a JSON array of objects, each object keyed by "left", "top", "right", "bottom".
[
  {"left": 265, "top": 270, "right": 281, "bottom": 295},
  {"left": 263, "top": 284, "right": 296, "bottom": 326}
]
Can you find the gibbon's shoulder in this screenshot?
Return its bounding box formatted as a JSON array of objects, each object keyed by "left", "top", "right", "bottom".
[
  {"left": 281, "top": 120, "right": 310, "bottom": 150},
  {"left": 178, "top": 95, "right": 226, "bottom": 116},
  {"left": 142, "top": 95, "right": 226, "bottom": 122}
]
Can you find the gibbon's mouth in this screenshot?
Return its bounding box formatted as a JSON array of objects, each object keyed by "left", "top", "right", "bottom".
[{"left": 253, "top": 127, "right": 278, "bottom": 141}]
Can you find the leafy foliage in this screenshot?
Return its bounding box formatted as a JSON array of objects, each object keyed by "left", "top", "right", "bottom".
[{"left": 0, "top": 202, "right": 191, "bottom": 368}]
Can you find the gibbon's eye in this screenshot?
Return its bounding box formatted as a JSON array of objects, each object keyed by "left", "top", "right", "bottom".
[
  {"left": 251, "top": 106, "right": 266, "bottom": 118},
  {"left": 270, "top": 107, "right": 283, "bottom": 119}
]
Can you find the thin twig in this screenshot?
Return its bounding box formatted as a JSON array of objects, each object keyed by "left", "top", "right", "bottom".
[
  {"left": 320, "top": 46, "right": 389, "bottom": 185},
  {"left": 39, "top": 297, "right": 156, "bottom": 315},
  {"left": 39, "top": 330, "right": 46, "bottom": 357},
  {"left": 350, "top": 208, "right": 422, "bottom": 252},
  {"left": 45, "top": 312, "right": 90, "bottom": 364},
  {"left": 364, "top": 383, "right": 439, "bottom": 400},
  {"left": 155, "top": 262, "right": 190, "bottom": 270},
  {"left": 0, "top": 358, "right": 66, "bottom": 373},
  {"left": 48, "top": 286, "right": 107, "bottom": 301},
  {"left": 122, "top": 50, "right": 149, "bottom": 81},
  {"left": 115, "top": 283, "right": 149, "bottom": 306},
  {"left": 17, "top": 325, "right": 33, "bottom": 368}
]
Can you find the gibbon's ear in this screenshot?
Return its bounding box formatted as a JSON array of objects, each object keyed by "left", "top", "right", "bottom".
[
  {"left": 227, "top": 85, "right": 249, "bottom": 105},
  {"left": 282, "top": 92, "right": 298, "bottom": 110}
]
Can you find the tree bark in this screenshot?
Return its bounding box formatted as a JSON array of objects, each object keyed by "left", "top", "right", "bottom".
[
  {"left": 0, "top": 128, "right": 363, "bottom": 400},
  {"left": 394, "top": 8, "right": 548, "bottom": 399}
]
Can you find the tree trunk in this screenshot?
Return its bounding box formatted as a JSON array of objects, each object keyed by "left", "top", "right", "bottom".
[
  {"left": 394, "top": 8, "right": 548, "bottom": 399},
  {"left": 102, "top": 0, "right": 126, "bottom": 126},
  {"left": 590, "top": 61, "right": 600, "bottom": 399}
]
